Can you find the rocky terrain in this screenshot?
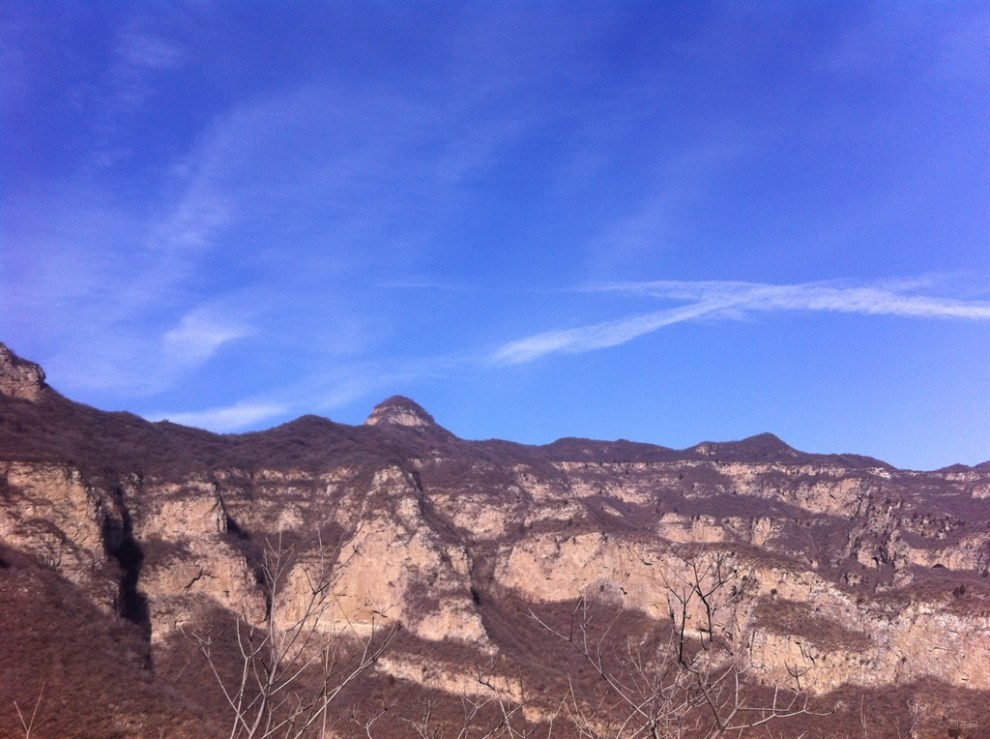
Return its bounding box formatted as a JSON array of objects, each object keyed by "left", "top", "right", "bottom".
[{"left": 0, "top": 341, "right": 988, "bottom": 738}]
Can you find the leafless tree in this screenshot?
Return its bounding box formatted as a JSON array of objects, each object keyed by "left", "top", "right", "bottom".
[
  {"left": 531, "top": 546, "right": 821, "bottom": 738},
  {"left": 12, "top": 683, "right": 45, "bottom": 739},
  {"left": 191, "top": 532, "right": 399, "bottom": 739}
]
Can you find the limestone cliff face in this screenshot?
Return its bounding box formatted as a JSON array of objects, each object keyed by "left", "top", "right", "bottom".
[
  {"left": 133, "top": 475, "right": 263, "bottom": 642},
  {"left": 275, "top": 465, "right": 486, "bottom": 644},
  {"left": 0, "top": 460, "right": 124, "bottom": 612},
  {"left": 1, "top": 343, "right": 988, "bottom": 738}
]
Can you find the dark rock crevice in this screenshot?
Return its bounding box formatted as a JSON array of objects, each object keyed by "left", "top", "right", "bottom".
[{"left": 101, "top": 493, "right": 150, "bottom": 641}]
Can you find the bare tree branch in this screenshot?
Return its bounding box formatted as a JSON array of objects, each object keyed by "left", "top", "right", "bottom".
[
  {"left": 532, "top": 545, "right": 826, "bottom": 738},
  {"left": 13, "top": 682, "right": 46, "bottom": 739},
  {"left": 189, "top": 529, "right": 399, "bottom": 738}
]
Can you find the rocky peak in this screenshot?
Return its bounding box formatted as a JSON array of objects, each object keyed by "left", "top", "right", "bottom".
[
  {"left": 691, "top": 432, "right": 801, "bottom": 461},
  {"left": 0, "top": 343, "right": 48, "bottom": 402},
  {"left": 365, "top": 395, "right": 442, "bottom": 430},
  {"left": 737, "top": 432, "right": 799, "bottom": 455}
]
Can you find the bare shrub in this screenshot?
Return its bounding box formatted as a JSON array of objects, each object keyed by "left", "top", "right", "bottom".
[
  {"left": 531, "top": 546, "right": 821, "bottom": 738},
  {"left": 189, "top": 532, "right": 399, "bottom": 738}
]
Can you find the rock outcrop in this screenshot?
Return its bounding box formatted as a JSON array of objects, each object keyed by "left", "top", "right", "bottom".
[
  {"left": 365, "top": 395, "right": 443, "bottom": 430},
  {"left": 0, "top": 343, "right": 48, "bottom": 401}
]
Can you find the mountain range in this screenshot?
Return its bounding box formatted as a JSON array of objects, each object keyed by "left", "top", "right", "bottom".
[{"left": 0, "top": 342, "right": 987, "bottom": 738}]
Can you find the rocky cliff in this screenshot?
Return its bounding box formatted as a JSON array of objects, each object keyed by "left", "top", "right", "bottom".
[{"left": 0, "top": 343, "right": 987, "bottom": 738}]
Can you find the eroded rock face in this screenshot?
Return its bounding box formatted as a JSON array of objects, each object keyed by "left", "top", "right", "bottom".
[
  {"left": 1, "top": 342, "right": 989, "bottom": 737},
  {"left": 275, "top": 466, "right": 487, "bottom": 644},
  {"left": 0, "top": 344, "right": 47, "bottom": 401}
]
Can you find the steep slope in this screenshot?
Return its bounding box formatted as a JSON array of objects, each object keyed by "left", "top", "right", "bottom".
[{"left": 1, "top": 343, "right": 988, "bottom": 738}]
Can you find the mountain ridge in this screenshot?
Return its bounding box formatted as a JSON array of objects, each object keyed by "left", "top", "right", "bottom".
[{"left": 0, "top": 342, "right": 970, "bottom": 472}]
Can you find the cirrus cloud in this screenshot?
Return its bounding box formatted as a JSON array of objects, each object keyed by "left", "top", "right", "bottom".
[{"left": 493, "top": 278, "right": 990, "bottom": 365}]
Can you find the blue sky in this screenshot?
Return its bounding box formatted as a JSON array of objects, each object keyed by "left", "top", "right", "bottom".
[{"left": 2, "top": 1, "right": 988, "bottom": 470}]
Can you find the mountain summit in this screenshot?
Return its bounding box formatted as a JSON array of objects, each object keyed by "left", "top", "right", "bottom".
[{"left": 364, "top": 395, "right": 442, "bottom": 429}]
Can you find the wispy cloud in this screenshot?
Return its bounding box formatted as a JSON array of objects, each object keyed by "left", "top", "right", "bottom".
[
  {"left": 118, "top": 32, "right": 186, "bottom": 72},
  {"left": 493, "top": 278, "right": 990, "bottom": 364},
  {"left": 377, "top": 278, "right": 471, "bottom": 292},
  {"left": 162, "top": 309, "right": 249, "bottom": 367},
  {"left": 586, "top": 279, "right": 990, "bottom": 318},
  {"left": 83, "top": 26, "right": 188, "bottom": 170},
  {"left": 143, "top": 350, "right": 471, "bottom": 433},
  {"left": 36, "top": 302, "right": 253, "bottom": 399},
  {"left": 148, "top": 400, "right": 289, "bottom": 433}
]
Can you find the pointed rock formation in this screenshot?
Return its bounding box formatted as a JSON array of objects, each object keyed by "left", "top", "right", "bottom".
[
  {"left": 0, "top": 343, "right": 48, "bottom": 402},
  {"left": 365, "top": 395, "right": 443, "bottom": 430}
]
